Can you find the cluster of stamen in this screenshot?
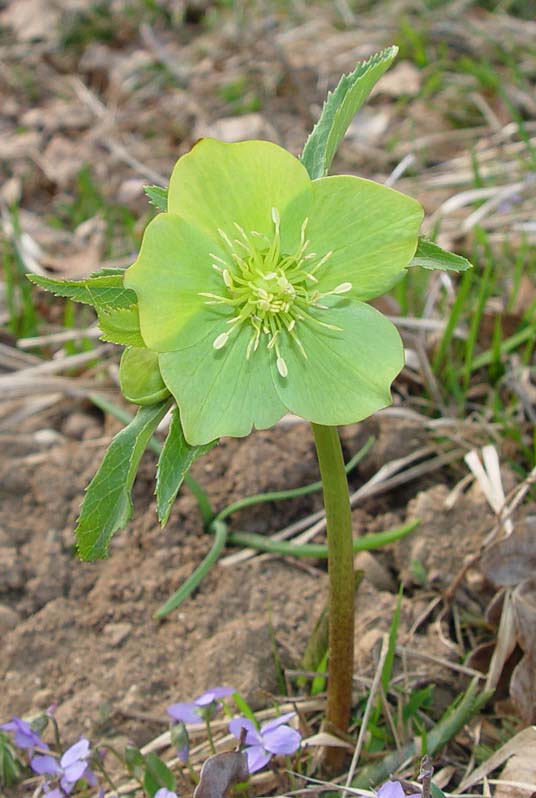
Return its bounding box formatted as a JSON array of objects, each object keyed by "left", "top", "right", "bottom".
[{"left": 199, "top": 208, "right": 352, "bottom": 378}]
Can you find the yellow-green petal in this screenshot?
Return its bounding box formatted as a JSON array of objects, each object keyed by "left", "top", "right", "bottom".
[
  {"left": 158, "top": 324, "right": 286, "bottom": 446},
  {"left": 273, "top": 298, "right": 403, "bottom": 425},
  {"left": 124, "top": 213, "right": 231, "bottom": 352},
  {"left": 307, "top": 176, "right": 423, "bottom": 301},
  {"left": 167, "top": 138, "right": 312, "bottom": 252}
]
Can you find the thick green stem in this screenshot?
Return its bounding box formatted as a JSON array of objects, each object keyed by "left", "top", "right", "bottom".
[{"left": 311, "top": 423, "right": 355, "bottom": 767}]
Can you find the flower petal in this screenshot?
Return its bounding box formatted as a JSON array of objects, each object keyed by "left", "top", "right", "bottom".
[
  {"left": 260, "top": 712, "right": 296, "bottom": 734},
  {"left": 377, "top": 781, "right": 406, "bottom": 798},
  {"left": 60, "top": 739, "right": 89, "bottom": 768},
  {"left": 262, "top": 725, "right": 301, "bottom": 755},
  {"left": 196, "top": 687, "right": 235, "bottom": 704},
  {"left": 229, "top": 717, "right": 262, "bottom": 747},
  {"left": 159, "top": 322, "right": 286, "bottom": 445},
  {"left": 166, "top": 702, "right": 202, "bottom": 724},
  {"left": 124, "top": 214, "right": 230, "bottom": 352},
  {"left": 274, "top": 298, "right": 403, "bottom": 425},
  {"left": 307, "top": 176, "right": 423, "bottom": 301},
  {"left": 30, "top": 754, "right": 61, "bottom": 775},
  {"left": 244, "top": 745, "right": 271, "bottom": 774},
  {"left": 62, "top": 760, "right": 87, "bottom": 785},
  {"left": 167, "top": 138, "right": 311, "bottom": 251}
]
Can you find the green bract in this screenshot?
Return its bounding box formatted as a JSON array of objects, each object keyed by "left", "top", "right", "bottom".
[{"left": 125, "top": 138, "right": 424, "bottom": 445}]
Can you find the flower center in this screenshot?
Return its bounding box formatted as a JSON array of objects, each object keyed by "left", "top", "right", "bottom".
[{"left": 199, "top": 208, "right": 352, "bottom": 378}]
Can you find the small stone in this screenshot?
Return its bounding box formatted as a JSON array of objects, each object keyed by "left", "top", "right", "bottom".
[
  {"left": 103, "top": 622, "right": 132, "bottom": 647},
  {"left": 33, "top": 429, "right": 64, "bottom": 447},
  {"left": 0, "top": 604, "right": 20, "bottom": 634},
  {"left": 62, "top": 412, "right": 100, "bottom": 440},
  {"left": 32, "top": 688, "right": 54, "bottom": 708},
  {"left": 0, "top": 548, "right": 25, "bottom": 591}
]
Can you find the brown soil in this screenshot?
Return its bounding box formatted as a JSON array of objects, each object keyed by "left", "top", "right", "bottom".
[{"left": 0, "top": 405, "right": 494, "bottom": 758}]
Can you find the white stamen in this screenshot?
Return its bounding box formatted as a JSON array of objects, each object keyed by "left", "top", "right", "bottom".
[
  {"left": 218, "top": 228, "right": 233, "bottom": 249},
  {"left": 277, "top": 356, "right": 288, "bottom": 378},
  {"left": 213, "top": 332, "right": 229, "bottom": 350},
  {"left": 223, "top": 269, "right": 233, "bottom": 288},
  {"left": 333, "top": 282, "right": 352, "bottom": 294},
  {"left": 271, "top": 207, "right": 280, "bottom": 227}
]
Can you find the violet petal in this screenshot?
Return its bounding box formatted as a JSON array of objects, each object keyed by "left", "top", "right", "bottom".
[
  {"left": 262, "top": 725, "right": 301, "bottom": 755},
  {"left": 166, "top": 702, "right": 202, "bottom": 724},
  {"left": 61, "top": 738, "right": 90, "bottom": 768},
  {"left": 30, "top": 754, "right": 61, "bottom": 775},
  {"left": 245, "top": 745, "right": 271, "bottom": 773},
  {"left": 228, "top": 717, "right": 262, "bottom": 747},
  {"left": 377, "top": 782, "right": 406, "bottom": 798},
  {"left": 260, "top": 712, "right": 296, "bottom": 734}
]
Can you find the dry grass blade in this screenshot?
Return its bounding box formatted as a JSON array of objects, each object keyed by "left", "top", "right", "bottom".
[{"left": 455, "top": 727, "right": 536, "bottom": 793}]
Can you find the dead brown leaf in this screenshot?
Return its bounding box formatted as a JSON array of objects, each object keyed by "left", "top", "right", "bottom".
[{"left": 193, "top": 750, "right": 249, "bottom": 798}]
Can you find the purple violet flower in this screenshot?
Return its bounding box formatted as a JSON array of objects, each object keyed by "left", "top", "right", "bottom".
[
  {"left": 31, "top": 737, "right": 97, "bottom": 795},
  {"left": 167, "top": 687, "right": 235, "bottom": 724},
  {"left": 377, "top": 780, "right": 421, "bottom": 798},
  {"left": 229, "top": 712, "right": 301, "bottom": 773},
  {"left": 0, "top": 716, "right": 49, "bottom": 753},
  {"left": 155, "top": 790, "right": 178, "bottom": 798}
]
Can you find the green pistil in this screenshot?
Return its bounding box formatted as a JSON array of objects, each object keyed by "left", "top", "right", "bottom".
[{"left": 200, "top": 208, "right": 351, "bottom": 377}]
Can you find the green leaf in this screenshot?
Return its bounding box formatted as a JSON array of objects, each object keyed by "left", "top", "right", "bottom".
[
  {"left": 124, "top": 745, "right": 146, "bottom": 780},
  {"left": 97, "top": 305, "right": 144, "bottom": 347},
  {"left": 144, "top": 184, "right": 168, "bottom": 211},
  {"left": 156, "top": 407, "right": 216, "bottom": 525},
  {"left": 27, "top": 273, "right": 137, "bottom": 311},
  {"left": 143, "top": 752, "right": 176, "bottom": 798},
  {"left": 431, "top": 784, "right": 448, "bottom": 798},
  {"left": 76, "top": 400, "right": 171, "bottom": 560},
  {"left": 408, "top": 237, "right": 472, "bottom": 272},
  {"left": 301, "top": 46, "right": 398, "bottom": 179}
]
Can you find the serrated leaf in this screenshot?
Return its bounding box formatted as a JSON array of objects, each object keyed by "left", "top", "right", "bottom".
[
  {"left": 76, "top": 400, "right": 171, "bottom": 560},
  {"left": 143, "top": 752, "right": 176, "bottom": 798},
  {"left": 97, "top": 305, "right": 145, "bottom": 347},
  {"left": 408, "top": 237, "right": 472, "bottom": 272},
  {"left": 144, "top": 185, "right": 168, "bottom": 211},
  {"left": 89, "top": 266, "right": 127, "bottom": 277},
  {"left": 156, "top": 407, "right": 216, "bottom": 526},
  {"left": 28, "top": 273, "right": 137, "bottom": 311},
  {"left": 301, "top": 46, "right": 398, "bottom": 179}
]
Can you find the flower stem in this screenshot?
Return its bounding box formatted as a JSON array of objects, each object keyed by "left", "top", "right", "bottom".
[{"left": 311, "top": 423, "right": 355, "bottom": 771}]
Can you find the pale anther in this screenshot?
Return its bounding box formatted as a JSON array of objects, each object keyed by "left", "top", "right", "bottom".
[
  {"left": 213, "top": 332, "right": 229, "bottom": 350},
  {"left": 277, "top": 356, "right": 288, "bottom": 378},
  {"left": 333, "top": 282, "right": 352, "bottom": 294}
]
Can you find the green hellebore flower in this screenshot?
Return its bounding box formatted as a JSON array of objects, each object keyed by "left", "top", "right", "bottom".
[{"left": 125, "top": 138, "right": 423, "bottom": 445}]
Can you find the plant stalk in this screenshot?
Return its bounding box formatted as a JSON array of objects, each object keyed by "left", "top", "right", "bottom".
[{"left": 311, "top": 423, "right": 355, "bottom": 771}]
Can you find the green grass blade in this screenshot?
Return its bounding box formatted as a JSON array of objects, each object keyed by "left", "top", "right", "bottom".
[
  {"left": 226, "top": 519, "right": 419, "bottom": 558},
  {"left": 153, "top": 520, "right": 228, "bottom": 618}
]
